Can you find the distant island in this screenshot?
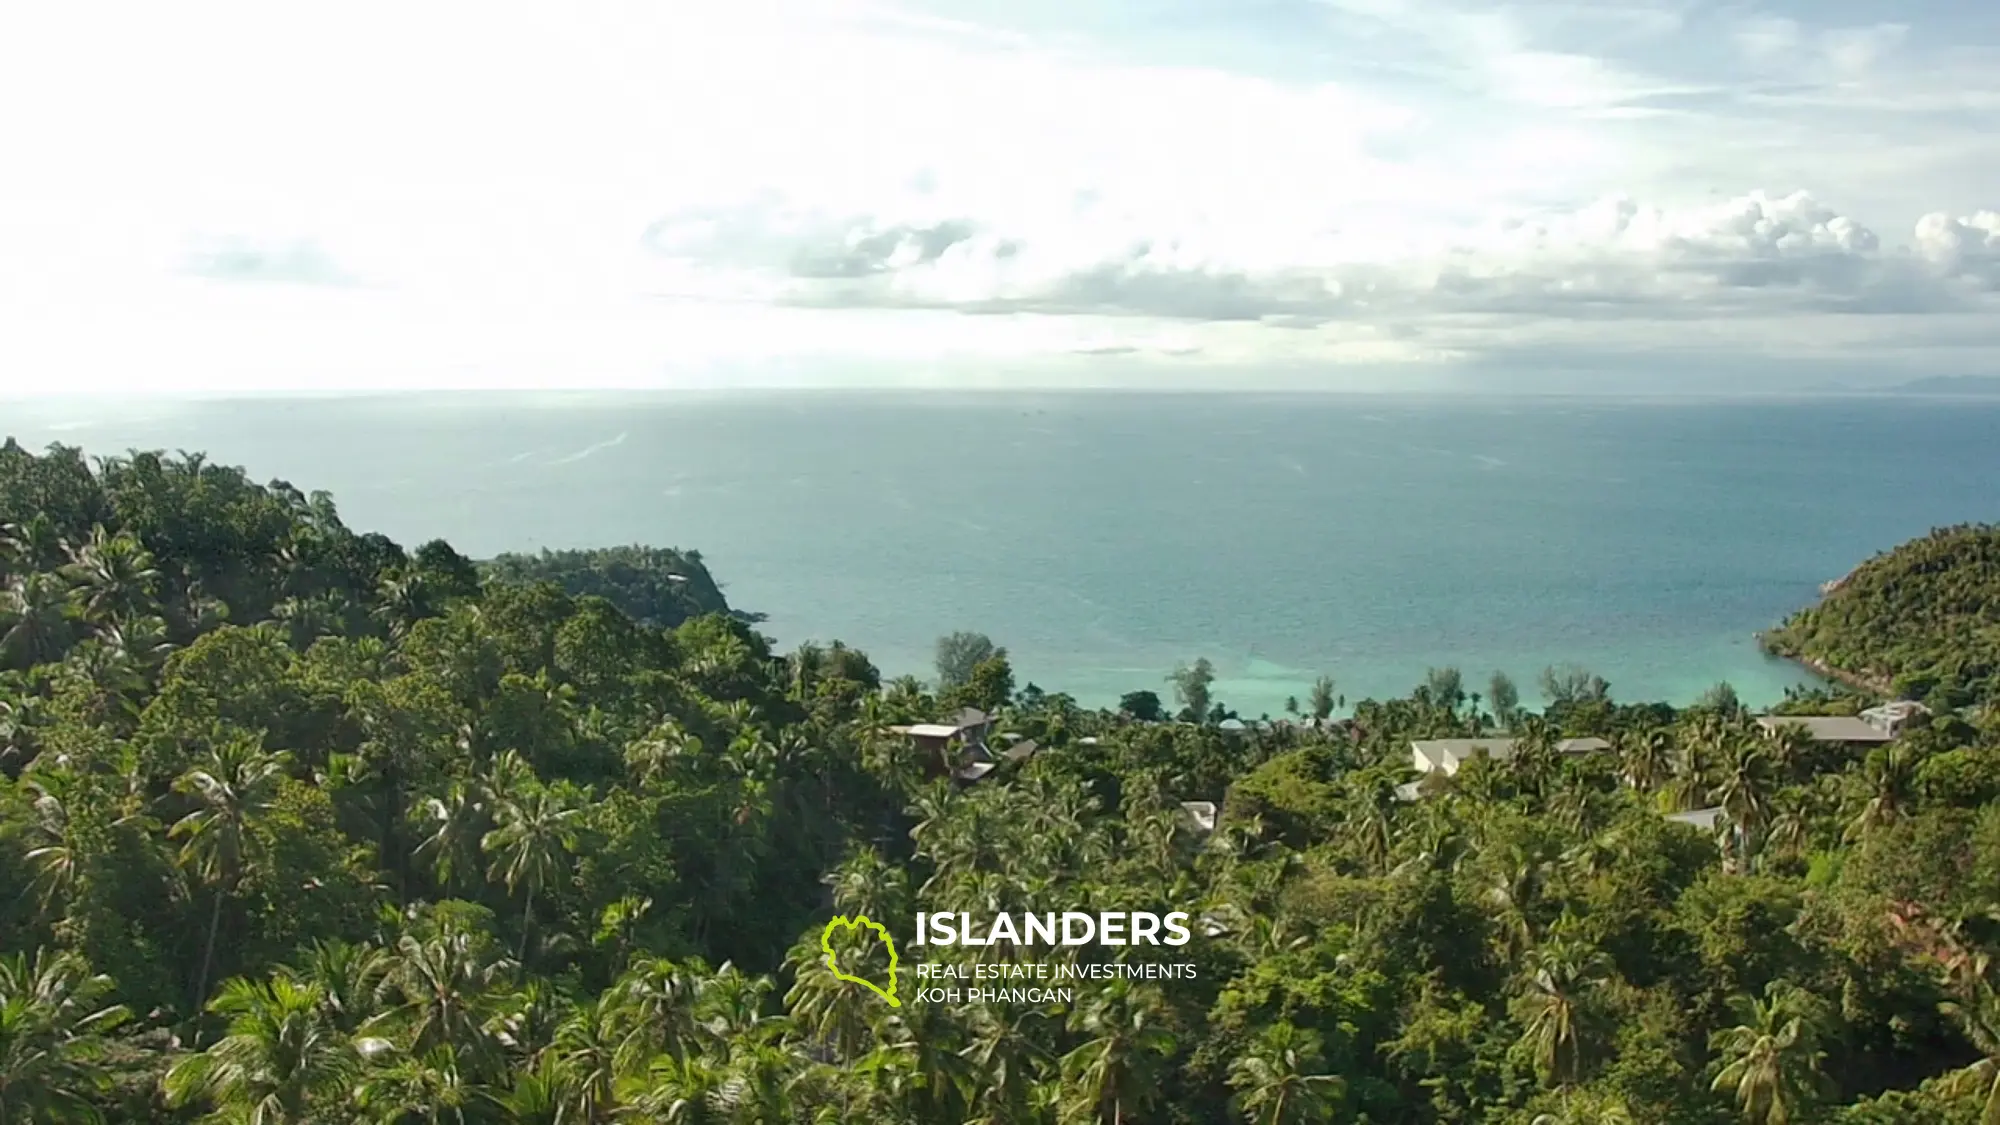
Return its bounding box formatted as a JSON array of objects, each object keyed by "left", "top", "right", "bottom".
[{"left": 1889, "top": 374, "right": 2000, "bottom": 396}]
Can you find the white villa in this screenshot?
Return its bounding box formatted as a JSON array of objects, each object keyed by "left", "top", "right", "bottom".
[
  {"left": 1395, "top": 736, "right": 1613, "bottom": 801},
  {"left": 1408, "top": 736, "right": 1613, "bottom": 777},
  {"left": 1754, "top": 715, "right": 1896, "bottom": 747}
]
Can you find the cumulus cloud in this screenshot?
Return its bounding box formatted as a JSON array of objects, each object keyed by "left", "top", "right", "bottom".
[
  {"left": 642, "top": 190, "right": 2000, "bottom": 328},
  {"left": 1913, "top": 211, "right": 2000, "bottom": 288}
]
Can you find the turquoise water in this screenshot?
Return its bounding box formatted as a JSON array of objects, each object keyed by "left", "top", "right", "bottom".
[{"left": 10, "top": 391, "right": 2000, "bottom": 715}]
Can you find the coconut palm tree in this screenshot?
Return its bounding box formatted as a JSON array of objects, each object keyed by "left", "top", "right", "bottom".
[
  {"left": 413, "top": 781, "right": 491, "bottom": 899},
  {"left": 1711, "top": 739, "right": 1776, "bottom": 871},
  {"left": 170, "top": 737, "right": 293, "bottom": 1018},
  {"left": 612, "top": 958, "right": 707, "bottom": 1070},
  {"left": 1844, "top": 743, "right": 1916, "bottom": 844},
  {"left": 618, "top": 1052, "right": 729, "bottom": 1124},
  {"left": 1059, "top": 981, "right": 1177, "bottom": 1124},
  {"left": 21, "top": 769, "right": 84, "bottom": 918},
  {"left": 481, "top": 782, "right": 579, "bottom": 967},
  {"left": 1936, "top": 947, "right": 2000, "bottom": 1125},
  {"left": 1227, "top": 1021, "right": 1344, "bottom": 1124},
  {"left": 0, "top": 949, "right": 131, "bottom": 1123},
  {"left": 1761, "top": 790, "right": 1815, "bottom": 865},
  {"left": 549, "top": 993, "right": 623, "bottom": 1124},
  {"left": 958, "top": 1006, "right": 1052, "bottom": 1125},
  {"left": 60, "top": 525, "right": 161, "bottom": 626},
  {"left": 375, "top": 923, "right": 514, "bottom": 1064},
  {"left": 163, "top": 976, "right": 367, "bottom": 1125},
  {"left": 355, "top": 1044, "right": 497, "bottom": 1125},
  {"left": 1616, "top": 729, "right": 1673, "bottom": 793},
  {"left": 0, "top": 515, "right": 67, "bottom": 577},
  {"left": 1517, "top": 935, "right": 1611, "bottom": 1090},
  {"left": 1531, "top": 1090, "right": 1637, "bottom": 1124},
  {"left": 281, "top": 939, "right": 391, "bottom": 1037},
  {"left": 1709, "top": 981, "right": 1828, "bottom": 1125},
  {"left": 1, "top": 573, "right": 75, "bottom": 669}
]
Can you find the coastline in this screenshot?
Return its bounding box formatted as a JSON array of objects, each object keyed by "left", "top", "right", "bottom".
[{"left": 1756, "top": 632, "right": 1893, "bottom": 697}]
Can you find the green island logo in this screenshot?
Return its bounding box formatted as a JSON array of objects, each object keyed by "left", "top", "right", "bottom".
[{"left": 821, "top": 913, "right": 901, "bottom": 1007}]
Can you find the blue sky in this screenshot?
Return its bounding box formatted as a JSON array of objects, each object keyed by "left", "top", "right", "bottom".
[{"left": 0, "top": 0, "right": 1996, "bottom": 394}]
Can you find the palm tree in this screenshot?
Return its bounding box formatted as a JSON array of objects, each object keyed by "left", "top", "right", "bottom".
[
  {"left": 1343, "top": 776, "right": 1395, "bottom": 876},
  {"left": 1762, "top": 723, "right": 1813, "bottom": 784},
  {"left": 958, "top": 1006, "right": 1052, "bottom": 1124},
  {"left": 374, "top": 573, "right": 435, "bottom": 639},
  {"left": 612, "top": 958, "right": 706, "bottom": 1069},
  {"left": 481, "top": 784, "right": 580, "bottom": 967},
  {"left": 1936, "top": 947, "right": 2000, "bottom": 1125},
  {"left": 1517, "top": 937, "right": 1611, "bottom": 1090},
  {"left": 61, "top": 525, "right": 161, "bottom": 626},
  {"left": 0, "top": 515, "right": 67, "bottom": 576},
  {"left": 0, "top": 949, "right": 131, "bottom": 1123},
  {"left": 281, "top": 940, "right": 391, "bottom": 1036},
  {"left": 1486, "top": 841, "right": 1556, "bottom": 960},
  {"left": 355, "top": 1044, "right": 496, "bottom": 1125},
  {"left": 1708, "top": 981, "right": 1828, "bottom": 1125},
  {"left": 1762, "top": 790, "right": 1814, "bottom": 865},
  {"left": 21, "top": 769, "right": 84, "bottom": 918},
  {"left": 1059, "top": 981, "right": 1177, "bottom": 1124},
  {"left": 170, "top": 737, "right": 293, "bottom": 1017},
  {"left": 413, "top": 781, "right": 490, "bottom": 898},
  {"left": 1844, "top": 743, "right": 1916, "bottom": 844},
  {"left": 1531, "top": 1090, "right": 1637, "bottom": 1124},
  {"left": 1, "top": 573, "right": 75, "bottom": 669},
  {"left": 1711, "top": 739, "right": 1776, "bottom": 870},
  {"left": 375, "top": 923, "right": 514, "bottom": 1061},
  {"left": 1227, "top": 1021, "right": 1343, "bottom": 1124},
  {"left": 1616, "top": 729, "right": 1673, "bottom": 793},
  {"left": 163, "top": 976, "right": 367, "bottom": 1125},
  {"left": 618, "top": 1052, "right": 728, "bottom": 1124},
  {"left": 1663, "top": 734, "right": 1716, "bottom": 814},
  {"left": 549, "top": 993, "right": 623, "bottom": 1124},
  {"left": 1507, "top": 717, "right": 1562, "bottom": 796}
]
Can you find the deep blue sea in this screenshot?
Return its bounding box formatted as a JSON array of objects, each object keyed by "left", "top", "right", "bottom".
[{"left": 8, "top": 392, "right": 1999, "bottom": 715}]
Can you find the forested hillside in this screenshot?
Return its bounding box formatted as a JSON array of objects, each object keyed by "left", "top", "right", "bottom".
[
  {"left": 483, "top": 546, "right": 743, "bottom": 629},
  {"left": 5, "top": 440, "right": 2000, "bottom": 1123},
  {"left": 1763, "top": 523, "right": 2000, "bottom": 707}
]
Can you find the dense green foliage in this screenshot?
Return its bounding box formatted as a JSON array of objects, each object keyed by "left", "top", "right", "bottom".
[
  {"left": 4, "top": 442, "right": 2000, "bottom": 1123},
  {"left": 483, "top": 546, "right": 742, "bottom": 629},
  {"left": 1763, "top": 524, "right": 2000, "bottom": 709}
]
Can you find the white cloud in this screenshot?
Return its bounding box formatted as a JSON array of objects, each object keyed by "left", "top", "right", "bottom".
[
  {"left": 1914, "top": 211, "right": 2000, "bottom": 288},
  {"left": 0, "top": 0, "right": 1995, "bottom": 395}
]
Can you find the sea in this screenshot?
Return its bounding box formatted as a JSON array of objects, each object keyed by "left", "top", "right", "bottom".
[{"left": 7, "top": 391, "right": 1999, "bottom": 716}]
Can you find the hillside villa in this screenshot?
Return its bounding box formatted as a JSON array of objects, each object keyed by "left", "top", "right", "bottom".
[{"left": 891, "top": 707, "right": 999, "bottom": 782}]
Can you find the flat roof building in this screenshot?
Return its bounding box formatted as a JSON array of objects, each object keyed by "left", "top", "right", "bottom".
[
  {"left": 1410, "top": 736, "right": 1612, "bottom": 776},
  {"left": 1755, "top": 715, "right": 1895, "bottom": 745}
]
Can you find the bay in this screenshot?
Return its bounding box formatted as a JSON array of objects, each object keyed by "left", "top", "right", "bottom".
[{"left": 10, "top": 390, "right": 1999, "bottom": 716}]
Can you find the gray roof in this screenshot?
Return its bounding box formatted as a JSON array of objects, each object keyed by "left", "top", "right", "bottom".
[
  {"left": 902, "top": 723, "right": 962, "bottom": 739},
  {"left": 1411, "top": 736, "right": 1611, "bottom": 768},
  {"left": 1665, "top": 806, "right": 1725, "bottom": 831},
  {"left": 1412, "top": 738, "right": 1518, "bottom": 768},
  {"left": 953, "top": 707, "right": 992, "bottom": 730},
  {"left": 1179, "top": 801, "right": 1218, "bottom": 833},
  {"left": 1860, "top": 701, "right": 1930, "bottom": 724},
  {"left": 1756, "top": 715, "right": 1894, "bottom": 743},
  {"left": 1002, "top": 738, "right": 1040, "bottom": 763},
  {"left": 954, "top": 762, "right": 998, "bottom": 783}
]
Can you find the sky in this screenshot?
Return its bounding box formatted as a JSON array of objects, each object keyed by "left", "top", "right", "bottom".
[{"left": 1, "top": 0, "right": 1997, "bottom": 395}]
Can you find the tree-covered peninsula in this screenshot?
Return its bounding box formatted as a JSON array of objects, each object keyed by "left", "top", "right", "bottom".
[
  {"left": 5, "top": 439, "right": 2000, "bottom": 1124},
  {"left": 1762, "top": 523, "right": 2000, "bottom": 708}
]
